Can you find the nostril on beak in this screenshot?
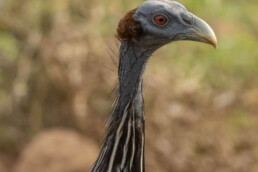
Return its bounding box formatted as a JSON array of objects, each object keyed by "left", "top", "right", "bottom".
[
  {"left": 183, "top": 18, "right": 192, "bottom": 25},
  {"left": 181, "top": 12, "right": 193, "bottom": 25}
]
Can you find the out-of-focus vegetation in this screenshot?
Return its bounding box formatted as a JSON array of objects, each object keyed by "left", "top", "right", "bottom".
[{"left": 0, "top": 0, "right": 257, "bottom": 171}]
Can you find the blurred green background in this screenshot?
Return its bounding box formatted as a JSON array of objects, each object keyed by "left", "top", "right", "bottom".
[{"left": 0, "top": 0, "right": 257, "bottom": 171}]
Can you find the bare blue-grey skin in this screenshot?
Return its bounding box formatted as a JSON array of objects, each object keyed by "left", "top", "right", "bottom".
[
  {"left": 133, "top": 0, "right": 217, "bottom": 49},
  {"left": 91, "top": 1, "right": 217, "bottom": 172}
]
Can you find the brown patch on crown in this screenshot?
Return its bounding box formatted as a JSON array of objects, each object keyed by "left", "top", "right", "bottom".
[{"left": 116, "top": 8, "right": 143, "bottom": 41}]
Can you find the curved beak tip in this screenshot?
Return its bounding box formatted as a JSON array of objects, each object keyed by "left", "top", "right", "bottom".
[
  {"left": 208, "top": 29, "right": 218, "bottom": 50},
  {"left": 214, "top": 44, "right": 218, "bottom": 50},
  {"left": 193, "top": 16, "right": 218, "bottom": 50},
  {"left": 211, "top": 37, "right": 218, "bottom": 49}
]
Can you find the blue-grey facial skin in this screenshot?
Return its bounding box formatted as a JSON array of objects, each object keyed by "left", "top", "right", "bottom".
[{"left": 134, "top": 0, "right": 217, "bottom": 49}]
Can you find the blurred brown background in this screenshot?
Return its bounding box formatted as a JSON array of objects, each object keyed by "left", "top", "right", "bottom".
[{"left": 0, "top": 0, "right": 258, "bottom": 171}]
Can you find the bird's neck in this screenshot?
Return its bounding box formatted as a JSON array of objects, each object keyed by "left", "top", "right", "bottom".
[
  {"left": 91, "top": 41, "right": 154, "bottom": 172},
  {"left": 117, "top": 41, "right": 153, "bottom": 112}
]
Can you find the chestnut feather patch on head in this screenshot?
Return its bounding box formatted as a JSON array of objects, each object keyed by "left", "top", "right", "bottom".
[{"left": 116, "top": 9, "right": 143, "bottom": 41}]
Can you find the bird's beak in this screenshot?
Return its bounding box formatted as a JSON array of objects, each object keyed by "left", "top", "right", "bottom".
[{"left": 175, "top": 15, "right": 218, "bottom": 49}]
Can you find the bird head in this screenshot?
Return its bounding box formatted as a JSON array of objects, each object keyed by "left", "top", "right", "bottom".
[{"left": 117, "top": 0, "right": 217, "bottom": 50}]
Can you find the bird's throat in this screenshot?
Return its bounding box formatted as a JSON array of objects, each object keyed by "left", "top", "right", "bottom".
[
  {"left": 117, "top": 41, "right": 152, "bottom": 111},
  {"left": 91, "top": 41, "right": 153, "bottom": 172}
]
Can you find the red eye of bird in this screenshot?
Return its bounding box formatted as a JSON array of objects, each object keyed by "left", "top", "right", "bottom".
[{"left": 154, "top": 14, "right": 167, "bottom": 25}]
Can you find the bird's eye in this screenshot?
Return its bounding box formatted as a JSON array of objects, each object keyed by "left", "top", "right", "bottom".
[{"left": 154, "top": 14, "right": 168, "bottom": 25}]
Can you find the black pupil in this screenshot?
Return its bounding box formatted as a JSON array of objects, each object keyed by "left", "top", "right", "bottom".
[{"left": 159, "top": 17, "right": 164, "bottom": 22}]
